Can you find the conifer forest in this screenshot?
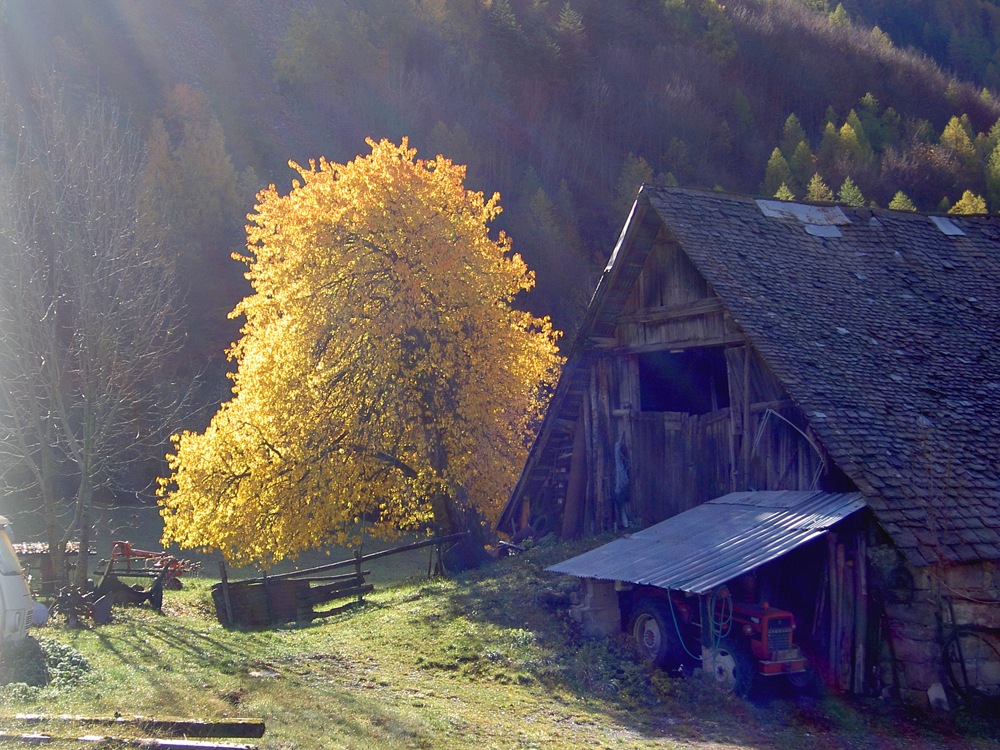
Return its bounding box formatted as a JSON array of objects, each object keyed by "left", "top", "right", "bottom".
[{"left": 1, "top": 0, "right": 999, "bottom": 512}]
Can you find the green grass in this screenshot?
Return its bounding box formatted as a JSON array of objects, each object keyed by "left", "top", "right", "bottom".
[{"left": 1, "top": 539, "right": 999, "bottom": 749}]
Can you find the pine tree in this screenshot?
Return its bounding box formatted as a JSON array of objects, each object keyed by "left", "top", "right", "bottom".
[
  {"left": 781, "top": 114, "right": 808, "bottom": 157},
  {"left": 838, "top": 177, "right": 865, "bottom": 206},
  {"left": 614, "top": 153, "right": 654, "bottom": 218},
  {"left": 986, "top": 142, "right": 1000, "bottom": 211},
  {"left": 790, "top": 140, "right": 816, "bottom": 186},
  {"left": 845, "top": 110, "right": 873, "bottom": 159},
  {"left": 556, "top": 2, "right": 586, "bottom": 45},
  {"left": 806, "top": 173, "right": 835, "bottom": 202},
  {"left": 829, "top": 3, "right": 849, "bottom": 27},
  {"left": 949, "top": 190, "right": 987, "bottom": 214},
  {"left": 857, "top": 94, "right": 886, "bottom": 151},
  {"left": 839, "top": 122, "right": 867, "bottom": 163},
  {"left": 940, "top": 116, "right": 978, "bottom": 172},
  {"left": 763, "top": 147, "right": 794, "bottom": 196},
  {"left": 888, "top": 191, "right": 917, "bottom": 211},
  {"left": 870, "top": 26, "right": 892, "bottom": 47},
  {"left": 817, "top": 122, "right": 842, "bottom": 170},
  {"left": 880, "top": 107, "right": 902, "bottom": 148},
  {"left": 774, "top": 182, "right": 796, "bottom": 201}
]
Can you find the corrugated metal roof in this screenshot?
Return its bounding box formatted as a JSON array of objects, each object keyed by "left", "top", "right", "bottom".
[{"left": 546, "top": 491, "right": 865, "bottom": 594}]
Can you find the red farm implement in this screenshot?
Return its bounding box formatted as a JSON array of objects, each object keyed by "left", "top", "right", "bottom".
[{"left": 93, "top": 541, "right": 201, "bottom": 613}]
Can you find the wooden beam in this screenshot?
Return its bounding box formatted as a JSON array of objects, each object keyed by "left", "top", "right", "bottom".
[
  {"left": 587, "top": 336, "right": 617, "bottom": 349},
  {"left": 600, "top": 332, "right": 746, "bottom": 356},
  {"left": 615, "top": 296, "right": 726, "bottom": 325},
  {"left": 749, "top": 399, "right": 794, "bottom": 413}
]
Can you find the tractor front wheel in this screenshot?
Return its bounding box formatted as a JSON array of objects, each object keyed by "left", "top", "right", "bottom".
[{"left": 708, "top": 637, "right": 755, "bottom": 697}]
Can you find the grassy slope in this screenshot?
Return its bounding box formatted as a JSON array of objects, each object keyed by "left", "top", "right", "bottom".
[{"left": 1, "top": 540, "right": 998, "bottom": 750}]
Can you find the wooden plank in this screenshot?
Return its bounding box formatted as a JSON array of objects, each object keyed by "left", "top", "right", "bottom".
[
  {"left": 615, "top": 296, "right": 725, "bottom": 325},
  {"left": 300, "top": 583, "right": 374, "bottom": 609}
]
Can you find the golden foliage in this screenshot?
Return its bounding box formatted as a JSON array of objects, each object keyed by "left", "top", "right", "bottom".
[{"left": 158, "top": 139, "right": 563, "bottom": 567}]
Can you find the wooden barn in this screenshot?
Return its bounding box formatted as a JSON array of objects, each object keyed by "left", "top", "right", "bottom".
[{"left": 498, "top": 187, "right": 1000, "bottom": 704}]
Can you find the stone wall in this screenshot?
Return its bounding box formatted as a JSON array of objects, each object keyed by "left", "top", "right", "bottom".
[
  {"left": 879, "top": 558, "right": 1000, "bottom": 705},
  {"left": 568, "top": 578, "right": 622, "bottom": 637}
]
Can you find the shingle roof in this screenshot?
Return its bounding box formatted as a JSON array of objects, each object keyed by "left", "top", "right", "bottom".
[{"left": 644, "top": 187, "right": 1000, "bottom": 567}]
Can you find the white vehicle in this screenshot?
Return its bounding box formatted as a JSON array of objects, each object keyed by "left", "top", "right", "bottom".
[{"left": 0, "top": 516, "right": 33, "bottom": 642}]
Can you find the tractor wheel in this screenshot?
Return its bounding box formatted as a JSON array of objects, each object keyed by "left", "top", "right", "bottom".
[
  {"left": 628, "top": 600, "right": 683, "bottom": 671},
  {"left": 709, "top": 637, "right": 755, "bottom": 697}
]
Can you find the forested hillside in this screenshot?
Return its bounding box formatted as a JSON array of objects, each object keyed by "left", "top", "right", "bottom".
[
  {"left": 1, "top": 0, "right": 998, "bottom": 417},
  {"left": 828, "top": 0, "right": 1000, "bottom": 91}
]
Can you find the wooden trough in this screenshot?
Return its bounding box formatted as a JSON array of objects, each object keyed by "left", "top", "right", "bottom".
[{"left": 212, "top": 533, "right": 468, "bottom": 627}]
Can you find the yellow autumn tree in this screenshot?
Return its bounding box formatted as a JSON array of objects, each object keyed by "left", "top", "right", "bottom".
[{"left": 158, "top": 138, "right": 563, "bottom": 567}]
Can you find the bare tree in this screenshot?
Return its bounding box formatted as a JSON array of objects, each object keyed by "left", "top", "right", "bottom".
[{"left": 0, "top": 79, "right": 185, "bottom": 591}]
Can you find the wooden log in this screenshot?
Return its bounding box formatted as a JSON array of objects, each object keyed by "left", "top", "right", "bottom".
[
  {"left": 0, "top": 733, "right": 257, "bottom": 748},
  {"left": 14, "top": 715, "right": 265, "bottom": 739}
]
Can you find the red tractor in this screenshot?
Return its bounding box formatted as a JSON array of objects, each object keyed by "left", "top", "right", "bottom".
[{"left": 622, "top": 585, "right": 809, "bottom": 696}]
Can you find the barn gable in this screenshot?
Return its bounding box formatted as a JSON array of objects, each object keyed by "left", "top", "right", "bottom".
[{"left": 501, "top": 187, "right": 1000, "bottom": 570}]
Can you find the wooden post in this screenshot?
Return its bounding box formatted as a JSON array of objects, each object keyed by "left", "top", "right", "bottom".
[
  {"left": 262, "top": 571, "right": 274, "bottom": 624},
  {"left": 354, "top": 550, "right": 364, "bottom": 602},
  {"left": 827, "top": 532, "right": 838, "bottom": 683},
  {"left": 699, "top": 594, "right": 714, "bottom": 654},
  {"left": 582, "top": 368, "right": 595, "bottom": 536},
  {"left": 853, "top": 535, "right": 868, "bottom": 694},
  {"left": 589, "top": 363, "right": 605, "bottom": 532},
  {"left": 597, "top": 359, "right": 613, "bottom": 529},
  {"left": 218, "top": 560, "right": 234, "bottom": 626},
  {"left": 561, "top": 415, "right": 587, "bottom": 540},
  {"left": 837, "top": 542, "right": 851, "bottom": 691},
  {"left": 812, "top": 563, "right": 827, "bottom": 639},
  {"left": 741, "top": 344, "right": 751, "bottom": 488}
]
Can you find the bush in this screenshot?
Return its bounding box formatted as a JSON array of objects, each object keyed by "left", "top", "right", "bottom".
[{"left": 0, "top": 635, "right": 89, "bottom": 689}]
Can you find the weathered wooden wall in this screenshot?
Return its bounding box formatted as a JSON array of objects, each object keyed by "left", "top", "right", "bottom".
[{"left": 554, "top": 236, "right": 835, "bottom": 537}]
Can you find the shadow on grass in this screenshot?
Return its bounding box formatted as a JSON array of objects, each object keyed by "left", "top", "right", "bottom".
[{"left": 387, "top": 539, "right": 998, "bottom": 750}]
